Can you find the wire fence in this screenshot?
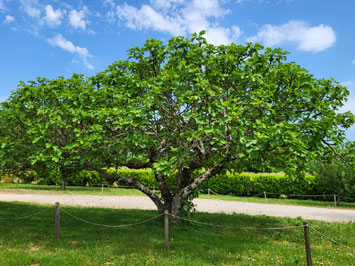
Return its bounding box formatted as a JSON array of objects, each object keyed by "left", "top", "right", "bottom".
[
  {"left": 60, "top": 207, "right": 163, "bottom": 228},
  {"left": 168, "top": 213, "right": 305, "bottom": 230},
  {"left": 0, "top": 206, "right": 52, "bottom": 220},
  {"left": 200, "top": 188, "right": 355, "bottom": 206},
  {"left": 309, "top": 226, "right": 355, "bottom": 253}
]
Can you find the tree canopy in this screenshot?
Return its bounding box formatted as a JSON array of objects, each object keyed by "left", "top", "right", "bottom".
[{"left": 1, "top": 32, "right": 354, "bottom": 216}]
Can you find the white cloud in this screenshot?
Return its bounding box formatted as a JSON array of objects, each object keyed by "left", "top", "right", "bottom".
[
  {"left": 248, "top": 20, "right": 336, "bottom": 52},
  {"left": 340, "top": 96, "right": 355, "bottom": 114},
  {"left": 340, "top": 81, "right": 353, "bottom": 87},
  {"left": 20, "top": 0, "right": 41, "bottom": 18},
  {"left": 352, "top": 59, "right": 355, "bottom": 65},
  {"left": 103, "top": 0, "right": 116, "bottom": 8},
  {"left": 44, "top": 5, "right": 64, "bottom": 28},
  {"left": 150, "top": 0, "right": 185, "bottom": 10},
  {"left": 69, "top": 7, "right": 88, "bottom": 30},
  {"left": 4, "top": 15, "right": 14, "bottom": 24},
  {"left": 116, "top": 0, "right": 240, "bottom": 45},
  {"left": 236, "top": 0, "right": 294, "bottom": 4},
  {"left": 47, "top": 34, "right": 93, "bottom": 69},
  {"left": 117, "top": 4, "right": 186, "bottom": 36},
  {"left": 205, "top": 26, "right": 242, "bottom": 45}
]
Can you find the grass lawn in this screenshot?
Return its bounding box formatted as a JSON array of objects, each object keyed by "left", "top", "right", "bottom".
[
  {"left": 1, "top": 183, "right": 355, "bottom": 209},
  {"left": 198, "top": 194, "right": 355, "bottom": 209},
  {"left": 0, "top": 201, "right": 354, "bottom": 265}
]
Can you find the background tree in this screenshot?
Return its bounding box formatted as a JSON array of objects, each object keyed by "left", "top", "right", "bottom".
[
  {"left": 309, "top": 141, "right": 355, "bottom": 203},
  {"left": 83, "top": 32, "right": 354, "bottom": 217},
  {"left": 0, "top": 74, "right": 100, "bottom": 189}
]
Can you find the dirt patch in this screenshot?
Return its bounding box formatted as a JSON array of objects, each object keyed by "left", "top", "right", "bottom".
[{"left": 29, "top": 246, "right": 40, "bottom": 251}]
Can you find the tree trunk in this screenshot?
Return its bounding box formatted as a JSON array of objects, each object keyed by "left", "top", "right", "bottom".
[
  {"left": 170, "top": 195, "right": 183, "bottom": 219},
  {"left": 61, "top": 173, "right": 66, "bottom": 190}
]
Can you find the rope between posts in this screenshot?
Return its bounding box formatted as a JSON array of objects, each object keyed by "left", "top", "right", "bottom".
[
  {"left": 60, "top": 208, "right": 163, "bottom": 228},
  {"left": 309, "top": 226, "right": 355, "bottom": 253},
  {"left": 266, "top": 192, "right": 333, "bottom": 197},
  {"left": 168, "top": 214, "right": 305, "bottom": 230},
  {"left": 206, "top": 190, "right": 337, "bottom": 199},
  {"left": 0, "top": 207, "right": 52, "bottom": 220}
]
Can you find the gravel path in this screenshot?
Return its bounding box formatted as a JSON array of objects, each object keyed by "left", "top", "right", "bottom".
[{"left": 0, "top": 192, "right": 354, "bottom": 223}]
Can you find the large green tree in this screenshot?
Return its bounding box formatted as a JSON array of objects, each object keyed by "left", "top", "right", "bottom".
[
  {"left": 84, "top": 33, "right": 354, "bottom": 216},
  {"left": 1, "top": 32, "right": 353, "bottom": 216}
]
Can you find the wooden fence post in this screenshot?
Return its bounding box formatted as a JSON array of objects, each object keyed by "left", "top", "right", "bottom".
[
  {"left": 101, "top": 184, "right": 104, "bottom": 193},
  {"left": 333, "top": 194, "right": 337, "bottom": 207},
  {"left": 303, "top": 221, "right": 312, "bottom": 266},
  {"left": 264, "top": 191, "right": 267, "bottom": 204},
  {"left": 164, "top": 210, "right": 169, "bottom": 248},
  {"left": 208, "top": 188, "right": 210, "bottom": 199},
  {"left": 16, "top": 180, "right": 19, "bottom": 188},
  {"left": 55, "top": 202, "right": 60, "bottom": 238}
]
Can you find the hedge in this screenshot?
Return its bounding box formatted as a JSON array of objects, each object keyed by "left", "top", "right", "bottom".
[
  {"left": 2, "top": 168, "right": 352, "bottom": 200},
  {"left": 70, "top": 169, "right": 324, "bottom": 198}
]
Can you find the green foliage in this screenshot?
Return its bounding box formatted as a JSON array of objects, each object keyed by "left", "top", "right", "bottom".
[
  {"left": 67, "top": 170, "right": 107, "bottom": 186},
  {"left": 310, "top": 161, "right": 355, "bottom": 200},
  {"left": 63, "top": 169, "right": 329, "bottom": 198},
  {"left": 0, "top": 173, "right": 18, "bottom": 183},
  {"left": 33, "top": 164, "right": 61, "bottom": 185},
  {"left": 1, "top": 32, "right": 354, "bottom": 215},
  {"left": 112, "top": 169, "right": 157, "bottom": 188}
]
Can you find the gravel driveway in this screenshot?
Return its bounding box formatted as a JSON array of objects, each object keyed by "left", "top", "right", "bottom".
[{"left": 0, "top": 192, "right": 354, "bottom": 223}]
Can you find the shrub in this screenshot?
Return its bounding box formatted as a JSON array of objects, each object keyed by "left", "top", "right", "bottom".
[
  {"left": 309, "top": 161, "right": 355, "bottom": 201},
  {"left": 33, "top": 166, "right": 61, "bottom": 185},
  {"left": 8, "top": 165, "right": 351, "bottom": 200},
  {"left": 67, "top": 170, "right": 107, "bottom": 186}
]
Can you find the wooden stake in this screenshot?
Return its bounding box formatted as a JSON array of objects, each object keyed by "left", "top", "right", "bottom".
[
  {"left": 334, "top": 194, "right": 337, "bottom": 207},
  {"left": 101, "top": 184, "right": 104, "bottom": 193},
  {"left": 55, "top": 202, "right": 60, "bottom": 238},
  {"left": 164, "top": 210, "right": 169, "bottom": 248},
  {"left": 208, "top": 188, "right": 210, "bottom": 199},
  {"left": 264, "top": 191, "right": 267, "bottom": 204},
  {"left": 303, "top": 221, "right": 312, "bottom": 266}
]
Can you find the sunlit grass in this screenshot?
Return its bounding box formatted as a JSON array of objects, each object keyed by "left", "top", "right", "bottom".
[{"left": 0, "top": 201, "right": 354, "bottom": 265}]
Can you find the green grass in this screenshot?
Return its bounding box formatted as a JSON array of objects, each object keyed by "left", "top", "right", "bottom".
[
  {"left": 0, "top": 201, "right": 354, "bottom": 265},
  {"left": 1, "top": 183, "right": 355, "bottom": 209},
  {"left": 198, "top": 194, "right": 355, "bottom": 209},
  {"left": 0, "top": 183, "right": 145, "bottom": 196}
]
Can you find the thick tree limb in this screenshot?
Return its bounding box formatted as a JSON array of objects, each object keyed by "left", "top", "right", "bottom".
[
  {"left": 180, "top": 164, "right": 223, "bottom": 199},
  {"left": 84, "top": 162, "right": 163, "bottom": 209}
]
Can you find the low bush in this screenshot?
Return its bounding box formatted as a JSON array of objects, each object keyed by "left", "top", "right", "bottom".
[{"left": 6, "top": 166, "right": 353, "bottom": 200}]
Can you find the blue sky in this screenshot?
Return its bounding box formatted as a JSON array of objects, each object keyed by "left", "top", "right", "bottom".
[{"left": 1, "top": 0, "right": 355, "bottom": 140}]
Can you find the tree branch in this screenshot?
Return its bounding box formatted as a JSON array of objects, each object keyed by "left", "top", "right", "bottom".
[
  {"left": 321, "top": 139, "right": 350, "bottom": 162},
  {"left": 84, "top": 162, "right": 163, "bottom": 209}
]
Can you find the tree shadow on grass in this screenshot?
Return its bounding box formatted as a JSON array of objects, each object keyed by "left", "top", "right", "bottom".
[{"left": 0, "top": 201, "right": 348, "bottom": 266}]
